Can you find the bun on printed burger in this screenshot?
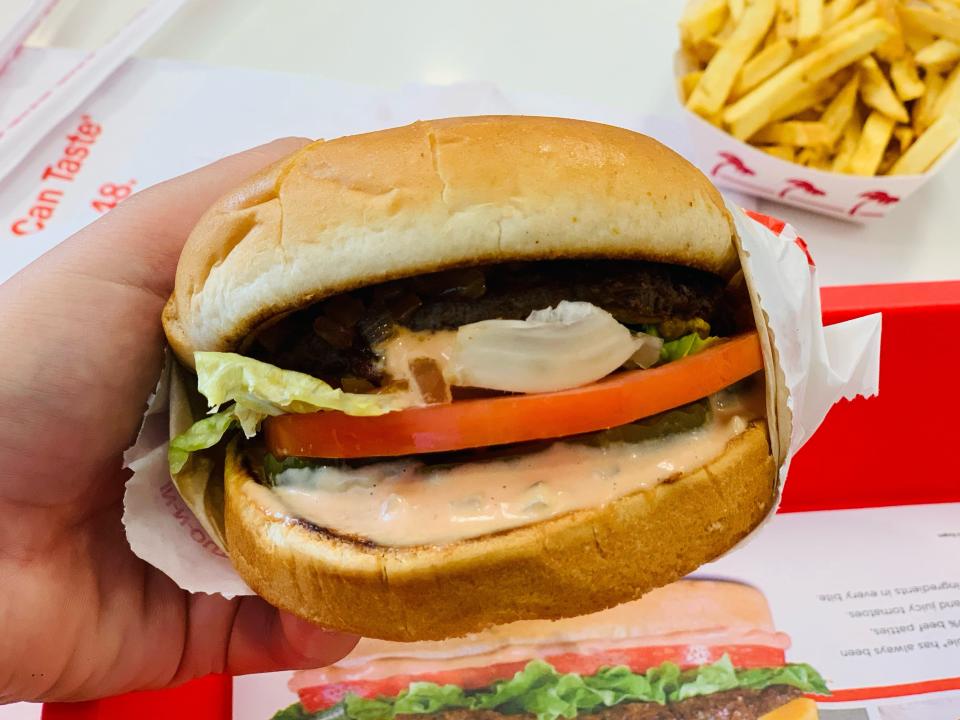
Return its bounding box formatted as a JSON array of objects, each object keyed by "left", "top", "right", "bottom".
[{"left": 161, "top": 116, "right": 790, "bottom": 641}]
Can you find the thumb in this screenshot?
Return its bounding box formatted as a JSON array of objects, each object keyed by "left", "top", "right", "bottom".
[{"left": 225, "top": 598, "right": 360, "bottom": 676}]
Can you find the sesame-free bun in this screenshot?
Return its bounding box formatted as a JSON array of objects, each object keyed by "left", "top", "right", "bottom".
[
  {"left": 224, "top": 421, "right": 775, "bottom": 641},
  {"left": 162, "top": 116, "right": 737, "bottom": 368}
]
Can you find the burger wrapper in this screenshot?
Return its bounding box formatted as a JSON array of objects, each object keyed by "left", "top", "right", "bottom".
[{"left": 121, "top": 205, "right": 881, "bottom": 598}]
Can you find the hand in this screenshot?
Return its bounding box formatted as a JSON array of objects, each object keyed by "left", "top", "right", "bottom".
[{"left": 0, "top": 139, "right": 359, "bottom": 703}]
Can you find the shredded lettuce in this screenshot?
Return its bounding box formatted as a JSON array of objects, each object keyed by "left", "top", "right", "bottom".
[
  {"left": 659, "top": 332, "right": 718, "bottom": 363},
  {"left": 283, "top": 657, "right": 828, "bottom": 720},
  {"left": 168, "top": 353, "right": 411, "bottom": 474}
]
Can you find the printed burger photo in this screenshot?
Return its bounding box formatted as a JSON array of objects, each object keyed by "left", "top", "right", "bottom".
[
  {"left": 161, "top": 115, "right": 793, "bottom": 641},
  {"left": 277, "top": 579, "right": 827, "bottom": 719}
]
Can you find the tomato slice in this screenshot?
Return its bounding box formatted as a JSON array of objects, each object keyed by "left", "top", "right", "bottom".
[{"left": 265, "top": 331, "right": 763, "bottom": 459}]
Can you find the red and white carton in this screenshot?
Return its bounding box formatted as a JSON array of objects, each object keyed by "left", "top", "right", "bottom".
[{"left": 674, "top": 58, "right": 960, "bottom": 223}]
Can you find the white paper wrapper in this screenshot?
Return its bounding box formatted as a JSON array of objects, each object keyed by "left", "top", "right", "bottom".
[
  {"left": 122, "top": 351, "right": 252, "bottom": 597},
  {"left": 725, "top": 203, "right": 881, "bottom": 535},
  {"left": 122, "top": 206, "right": 881, "bottom": 597}
]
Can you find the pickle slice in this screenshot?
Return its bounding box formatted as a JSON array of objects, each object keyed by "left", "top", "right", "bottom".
[{"left": 572, "top": 400, "right": 709, "bottom": 447}]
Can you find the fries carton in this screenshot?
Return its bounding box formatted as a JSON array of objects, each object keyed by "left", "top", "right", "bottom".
[
  {"left": 674, "top": 0, "right": 960, "bottom": 223},
  {"left": 680, "top": 103, "right": 960, "bottom": 221}
]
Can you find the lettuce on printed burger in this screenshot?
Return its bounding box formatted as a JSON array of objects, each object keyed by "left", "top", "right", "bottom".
[{"left": 161, "top": 116, "right": 789, "bottom": 641}]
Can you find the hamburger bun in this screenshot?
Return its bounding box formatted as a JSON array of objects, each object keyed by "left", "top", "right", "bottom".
[
  {"left": 225, "top": 421, "right": 775, "bottom": 641},
  {"left": 162, "top": 116, "right": 738, "bottom": 368}
]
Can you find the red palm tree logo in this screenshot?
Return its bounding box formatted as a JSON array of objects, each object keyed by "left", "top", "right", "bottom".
[
  {"left": 779, "top": 178, "right": 826, "bottom": 199},
  {"left": 849, "top": 190, "right": 899, "bottom": 216},
  {"left": 712, "top": 152, "right": 755, "bottom": 177}
]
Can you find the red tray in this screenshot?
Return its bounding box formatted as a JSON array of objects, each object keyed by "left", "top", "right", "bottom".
[{"left": 41, "top": 280, "right": 960, "bottom": 720}]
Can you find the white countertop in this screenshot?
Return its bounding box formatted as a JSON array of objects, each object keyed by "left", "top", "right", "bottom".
[{"left": 4, "top": 0, "right": 960, "bottom": 287}]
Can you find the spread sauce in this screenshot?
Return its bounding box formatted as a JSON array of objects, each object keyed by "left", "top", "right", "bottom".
[{"left": 249, "top": 384, "right": 764, "bottom": 547}]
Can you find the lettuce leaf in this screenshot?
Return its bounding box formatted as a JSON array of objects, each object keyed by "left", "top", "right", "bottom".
[
  {"left": 673, "top": 654, "right": 739, "bottom": 701},
  {"left": 168, "top": 353, "right": 412, "bottom": 474},
  {"left": 168, "top": 407, "right": 237, "bottom": 474},
  {"left": 393, "top": 683, "right": 471, "bottom": 714},
  {"left": 736, "top": 663, "right": 830, "bottom": 696},
  {"left": 273, "top": 703, "right": 347, "bottom": 720},
  {"left": 659, "top": 332, "right": 717, "bottom": 363},
  {"left": 329, "top": 656, "right": 828, "bottom": 720},
  {"left": 195, "top": 352, "right": 409, "bottom": 436}
]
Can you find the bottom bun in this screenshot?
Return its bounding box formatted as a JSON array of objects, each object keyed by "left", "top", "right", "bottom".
[{"left": 224, "top": 421, "right": 775, "bottom": 641}]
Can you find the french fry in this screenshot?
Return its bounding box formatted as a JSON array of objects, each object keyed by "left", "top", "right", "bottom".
[
  {"left": 797, "top": 0, "right": 824, "bottom": 41},
  {"left": 680, "top": 0, "right": 729, "bottom": 44},
  {"left": 777, "top": 0, "right": 798, "bottom": 39},
  {"left": 914, "top": 70, "right": 945, "bottom": 131},
  {"left": 688, "top": 0, "right": 778, "bottom": 116},
  {"left": 894, "top": 125, "right": 915, "bottom": 152},
  {"left": 904, "top": 25, "right": 936, "bottom": 54},
  {"left": 762, "top": 25, "right": 781, "bottom": 47},
  {"left": 898, "top": 5, "right": 960, "bottom": 45},
  {"left": 709, "top": 12, "right": 739, "bottom": 48},
  {"left": 931, "top": 61, "right": 960, "bottom": 120},
  {"left": 890, "top": 114, "right": 960, "bottom": 173},
  {"left": 681, "top": 70, "right": 705, "bottom": 101},
  {"left": 794, "top": 108, "right": 822, "bottom": 120},
  {"left": 832, "top": 107, "right": 864, "bottom": 171},
  {"left": 928, "top": 0, "right": 960, "bottom": 20},
  {"left": 752, "top": 120, "right": 834, "bottom": 145},
  {"left": 847, "top": 111, "right": 896, "bottom": 175},
  {"left": 797, "top": 145, "right": 830, "bottom": 167},
  {"left": 890, "top": 54, "right": 926, "bottom": 101},
  {"left": 875, "top": 0, "right": 906, "bottom": 60},
  {"left": 725, "top": 19, "right": 895, "bottom": 139},
  {"left": 819, "top": 1, "right": 878, "bottom": 48},
  {"left": 770, "top": 75, "right": 842, "bottom": 121},
  {"left": 824, "top": 0, "right": 859, "bottom": 26},
  {"left": 760, "top": 144, "right": 797, "bottom": 160},
  {"left": 820, "top": 72, "right": 860, "bottom": 141},
  {"left": 877, "top": 147, "right": 900, "bottom": 174},
  {"left": 731, "top": 37, "right": 794, "bottom": 96},
  {"left": 728, "top": 0, "right": 746, "bottom": 21},
  {"left": 860, "top": 55, "right": 911, "bottom": 122},
  {"left": 689, "top": 39, "right": 719, "bottom": 65},
  {"left": 915, "top": 39, "right": 960, "bottom": 68}
]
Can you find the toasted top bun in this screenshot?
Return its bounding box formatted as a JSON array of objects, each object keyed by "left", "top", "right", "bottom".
[{"left": 163, "top": 116, "right": 737, "bottom": 367}]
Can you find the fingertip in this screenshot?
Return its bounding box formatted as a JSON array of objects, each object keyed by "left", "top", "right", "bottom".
[
  {"left": 267, "top": 136, "right": 313, "bottom": 150},
  {"left": 279, "top": 611, "right": 360, "bottom": 667}
]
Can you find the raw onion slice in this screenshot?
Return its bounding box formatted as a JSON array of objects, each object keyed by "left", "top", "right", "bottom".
[
  {"left": 452, "top": 301, "right": 640, "bottom": 393},
  {"left": 627, "top": 332, "right": 664, "bottom": 369}
]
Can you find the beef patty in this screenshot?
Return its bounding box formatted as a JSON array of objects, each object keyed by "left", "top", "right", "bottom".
[
  {"left": 248, "top": 259, "right": 728, "bottom": 387},
  {"left": 395, "top": 685, "right": 802, "bottom": 720}
]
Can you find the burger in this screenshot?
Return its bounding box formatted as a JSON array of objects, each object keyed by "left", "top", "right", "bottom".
[
  {"left": 162, "top": 116, "right": 788, "bottom": 641},
  {"left": 277, "top": 579, "right": 826, "bottom": 719}
]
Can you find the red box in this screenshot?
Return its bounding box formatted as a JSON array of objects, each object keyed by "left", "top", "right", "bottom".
[{"left": 41, "top": 280, "right": 960, "bottom": 720}]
